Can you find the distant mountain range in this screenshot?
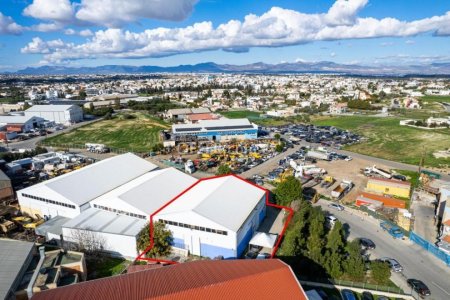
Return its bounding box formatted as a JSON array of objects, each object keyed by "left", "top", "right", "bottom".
[{"left": 11, "top": 61, "right": 450, "bottom": 76}]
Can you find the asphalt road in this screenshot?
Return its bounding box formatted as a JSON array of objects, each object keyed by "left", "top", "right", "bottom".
[{"left": 315, "top": 199, "right": 450, "bottom": 300}]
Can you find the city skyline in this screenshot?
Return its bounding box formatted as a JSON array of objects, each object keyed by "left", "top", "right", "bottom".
[{"left": 0, "top": 0, "right": 449, "bottom": 71}]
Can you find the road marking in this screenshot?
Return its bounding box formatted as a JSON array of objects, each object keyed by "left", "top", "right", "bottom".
[{"left": 432, "top": 282, "right": 450, "bottom": 296}]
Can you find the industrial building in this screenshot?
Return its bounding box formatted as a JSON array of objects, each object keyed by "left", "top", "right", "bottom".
[
  {"left": 0, "top": 169, "right": 14, "bottom": 205},
  {"left": 0, "top": 115, "right": 45, "bottom": 133},
  {"left": 18, "top": 153, "right": 159, "bottom": 219},
  {"left": 366, "top": 177, "right": 411, "bottom": 198},
  {"left": 172, "top": 118, "right": 258, "bottom": 142},
  {"left": 25, "top": 105, "right": 83, "bottom": 125},
  {"left": 32, "top": 259, "right": 307, "bottom": 300},
  {"left": 154, "top": 175, "right": 267, "bottom": 259}
]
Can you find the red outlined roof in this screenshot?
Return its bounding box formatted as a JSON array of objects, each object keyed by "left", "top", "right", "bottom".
[{"left": 136, "top": 174, "right": 294, "bottom": 263}]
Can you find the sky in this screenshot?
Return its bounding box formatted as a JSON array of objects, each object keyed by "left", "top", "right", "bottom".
[{"left": 0, "top": 0, "right": 449, "bottom": 71}]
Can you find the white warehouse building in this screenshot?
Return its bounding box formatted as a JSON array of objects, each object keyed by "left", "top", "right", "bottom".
[
  {"left": 25, "top": 104, "right": 84, "bottom": 125},
  {"left": 154, "top": 175, "right": 267, "bottom": 259},
  {"left": 22, "top": 153, "right": 268, "bottom": 259},
  {"left": 18, "top": 153, "right": 159, "bottom": 219}
]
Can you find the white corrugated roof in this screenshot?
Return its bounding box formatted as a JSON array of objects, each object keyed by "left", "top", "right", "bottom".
[
  {"left": 19, "top": 153, "right": 158, "bottom": 206},
  {"left": 157, "top": 176, "right": 265, "bottom": 231},
  {"left": 26, "top": 104, "right": 79, "bottom": 112},
  {"left": 92, "top": 168, "right": 197, "bottom": 215},
  {"left": 63, "top": 208, "right": 145, "bottom": 236},
  {"left": 0, "top": 115, "right": 43, "bottom": 124}
]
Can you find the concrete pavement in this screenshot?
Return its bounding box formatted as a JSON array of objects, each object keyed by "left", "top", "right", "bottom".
[{"left": 315, "top": 199, "right": 450, "bottom": 300}]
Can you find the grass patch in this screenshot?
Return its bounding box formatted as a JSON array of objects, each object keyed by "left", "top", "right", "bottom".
[
  {"left": 312, "top": 115, "right": 450, "bottom": 168},
  {"left": 220, "top": 110, "right": 263, "bottom": 120},
  {"left": 420, "top": 95, "right": 450, "bottom": 103},
  {"left": 393, "top": 169, "right": 420, "bottom": 188},
  {"left": 42, "top": 112, "right": 169, "bottom": 152},
  {"left": 87, "top": 256, "right": 130, "bottom": 280}
]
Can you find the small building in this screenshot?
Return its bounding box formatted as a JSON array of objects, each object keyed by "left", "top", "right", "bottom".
[
  {"left": 0, "top": 115, "right": 45, "bottom": 133},
  {"left": 154, "top": 175, "right": 267, "bottom": 259},
  {"left": 185, "top": 113, "right": 219, "bottom": 124},
  {"left": 166, "top": 108, "right": 211, "bottom": 121},
  {"left": 31, "top": 259, "right": 307, "bottom": 300},
  {"left": 0, "top": 169, "right": 14, "bottom": 205},
  {"left": 24, "top": 105, "right": 83, "bottom": 125},
  {"left": 366, "top": 177, "right": 411, "bottom": 198},
  {"left": 172, "top": 118, "right": 258, "bottom": 143},
  {"left": 329, "top": 102, "right": 348, "bottom": 114},
  {"left": 356, "top": 192, "right": 406, "bottom": 209}
]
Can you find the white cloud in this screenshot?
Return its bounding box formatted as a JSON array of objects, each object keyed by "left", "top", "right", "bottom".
[
  {"left": 380, "top": 42, "right": 394, "bottom": 47},
  {"left": 0, "top": 12, "right": 23, "bottom": 35},
  {"left": 64, "top": 28, "right": 93, "bottom": 36},
  {"left": 31, "top": 22, "right": 65, "bottom": 32},
  {"left": 21, "top": 1, "right": 450, "bottom": 62},
  {"left": 21, "top": 37, "right": 68, "bottom": 54},
  {"left": 23, "top": 0, "right": 75, "bottom": 23},
  {"left": 330, "top": 52, "right": 336, "bottom": 57},
  {"left": 23, "top": 0, "right": 198, "bottom": 28},
  {"left": 405, "top": 40, "right": 415, "bottom": 45}
]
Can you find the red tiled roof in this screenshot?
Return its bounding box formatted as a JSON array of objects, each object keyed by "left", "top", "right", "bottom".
[
  {"left": 186, "top": 113, "right": 219, "bottom": 121},
  {"left": 126, "top": 263, "right": 163, "bottom": 274},
  {"left": 443, "top": 219, "right": 450, "bottom": 227},
  {"left": 32, "top": 259, "right": 306, "bottom": 300},
  {"left": 359, "top": 192, "right": 406, "bottom": 209}
]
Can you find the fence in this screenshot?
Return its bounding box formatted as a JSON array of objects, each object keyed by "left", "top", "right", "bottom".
[
  {"left": 297, "top": 276, "right": 405, "bottom": 294},
  {"left": 39, "top": 142, "right": 144, "bottom": 156},
  {"left": 409, "top": 231, "right": 450, "bottom": 266},
  {"left": 359, "top": 206, "right": 411, "bottom": 237}
]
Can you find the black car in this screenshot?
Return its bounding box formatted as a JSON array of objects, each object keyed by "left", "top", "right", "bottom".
[
  {"left": 361, "top": 291, "right": 374, "bottom": 300},
  {"left": 407, "top": 279, "right": 431, "bottom": 297},
  {"left": 359, "top": 238, "right": 376, "bottom": 250}
]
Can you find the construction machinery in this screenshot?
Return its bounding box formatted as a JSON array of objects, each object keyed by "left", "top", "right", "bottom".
[
  {"left": 320, "top": 176, "right": 335, "bottom": 188},
  {"left": 290, "top": 160, "right": 326, "bottom": 178},
  {"left": 331, "top": 180, "right": 354, "bottom": 199},
  {"left": 13, "top": 214, "right": 44, "bottom": 230},
  {"left": 364, "top": 165, "right": 392, "bottom": 179},
  {"left": 0, "top": 216, "right": 17, "bottom": 235}
]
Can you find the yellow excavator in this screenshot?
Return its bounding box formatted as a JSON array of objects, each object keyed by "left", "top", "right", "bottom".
[{"left": 13, "top": 214, "right": 44, "bottom": 230}]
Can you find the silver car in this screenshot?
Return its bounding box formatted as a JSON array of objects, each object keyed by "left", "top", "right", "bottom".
[{"left": 378, "top": 257, "right": 403, "bottom": 272}]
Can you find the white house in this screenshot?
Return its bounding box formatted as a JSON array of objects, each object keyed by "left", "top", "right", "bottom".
[
  {"left": 154, "top": 175, "right": 267, "bottom": 259},
  {"left": 24, "top": 105, "right": 83, "bottom": 125}
]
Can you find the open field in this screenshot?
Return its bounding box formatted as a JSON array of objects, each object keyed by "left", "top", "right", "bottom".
[
  {"left": 420, "top": 95, "right": 450, "bottom": 103},
  {"left": 221, "top": 110, "right": 309, "bottom": 126},
  {"left": 313, "top": 116, "right": 450, "bottom": 169},
  {"left": 220, "top": 110, "right": 263, "bottom": 119},
  {"left": 42, "top": 113, "right": 169, "bottom": 152}
]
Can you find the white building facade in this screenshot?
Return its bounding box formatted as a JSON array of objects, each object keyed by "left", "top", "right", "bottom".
[{"left": 25, "top": 105, "right": 83, "bottom": 125}]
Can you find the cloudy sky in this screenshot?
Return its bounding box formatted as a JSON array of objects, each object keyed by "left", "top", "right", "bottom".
[{"left": 0, "top": 0, "right": 449, "bottom": 70}]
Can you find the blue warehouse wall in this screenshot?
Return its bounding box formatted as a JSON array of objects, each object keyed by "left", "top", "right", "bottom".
[
  {"left": 200, "top": 243, "right": 235, "bottom": 259},
  {"left": 172, "top": 237, "right": 186, "bottom": 249},
  {"left": 258, "top": 205, "right": 266, "bottom": 224},
  {"left": 237, "top": 227, "right": 254, "bottom": 257}
]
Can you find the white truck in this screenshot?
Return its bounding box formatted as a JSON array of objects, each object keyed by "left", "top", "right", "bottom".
[
  {"left": 306, "top": 150, "right": 330, "bottom": 161},
  {"left": 85, "top": 143, "right": 110, "bottom": 153},
  {"left": 290, "top": 160, "right": 326, "bottom": 177},
  {"left": 184, "top": 160, "right": 195, "bottom": 174},
  {"left": 364, "top": 165, "right": 392, "bottom": 179},
  {"left": 331, "top": 180, "right": 353, "bottom": 199}
]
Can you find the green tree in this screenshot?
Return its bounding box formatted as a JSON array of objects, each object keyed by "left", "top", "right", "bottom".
[
  {"left": 326, "top": 221, "right": 345, "bottom": 253},
  {"left": 306, "top": 216, "right": 325, "bottom": 264},
  {"left": 343, "top": 240, "right": 365, "bottom": 281},
  {"left": 114, "top": 98, "right": 121, "bottom": 110},
  {"left": 274, "top": 133, "right": 281, "bottom": 140},
  {"left": 324, "top": 250, "right": 344, "bottom": 279},
  {"left": 137, "top": 221, "right": 173, "bottom": 258},
  {"left": 370, "top": 261, "right": 391, "bottom": 285},
  {"left": 151, "top": 143, "right": 164, "bottom": 153},
  {"left": 216, "top": 164, "right": 233, "bottom": 175},
  {"left": 22, "top": 102, "right": 31, "bottom": 110},
  {"left": 79, "top": 89, "right": 87, "bottom": 100},
  {"left": 275, "top": 141, "right": 285, "bottom": 153},
  {"left": 274, "top": 176, "right": 302, "bottom": 206}
]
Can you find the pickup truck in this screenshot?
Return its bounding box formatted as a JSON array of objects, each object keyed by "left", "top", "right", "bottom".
[{"left": 380, "top": 221, "right": 404, "bottom": 239}]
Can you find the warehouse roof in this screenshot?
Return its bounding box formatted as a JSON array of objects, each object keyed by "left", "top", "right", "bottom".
[
  {"left": 35, "top": 215, "right": 71, "bottom": 237},
  {"left": 63, "top": 208, "right": 146, "bottom": 236},
  {"left": 368, "top": 177, "right": 411, "bottom": 188},
  {"left": 19, "top": 153, "right": 158, "bottom": 206},
  {"left": 91, "top": 167, "right": 196, "bottom": 215},
  {"left": 172, "top": 118, "right": 258, "bottom": 133},
  {"left": 157, "top": 175, "right": 266, "bottom": 231},
  {"left": 25, "top": 105, "right": 80, "bottom": 112},
  {"left": 0, "top": 239, "right": 35, "bottom": 300},
  {"left": 0, "top": 115, "right": 44, "bottom": 125},
  {"left": 31, "top": 259, "right": 307, "bottom": 300}
]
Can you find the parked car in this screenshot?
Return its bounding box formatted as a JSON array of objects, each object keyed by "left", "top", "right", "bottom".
[
  {"left": 256, "top": 253, "right": 271, "bottom": 259},
  {"left": 326, "top": 215, "right": 337, "bottom": 228},
  {"left": 341, "top": 289, "right": 356, "bottom": 300},
  {"left": 361, "top": 291, "right": 374, "bottom": 300},
  {"left": 244, "top": 251, "right": 258, "bottom": 259},
  {"left": 378, "top": 257, "right": 403, "bottom": 272},
  {"left": 407, "top": 279, "right": 431, "bottom": 297},
  {"left": 328, "top": 203, "right": 344, "bottom": 211},
  {"left": 359, "top": 238, "right": 376, "bottom": 250}
]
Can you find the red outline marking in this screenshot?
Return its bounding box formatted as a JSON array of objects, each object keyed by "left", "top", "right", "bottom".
[{"left": 136, "top": 174, "right": 293, "bottom": 263}]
